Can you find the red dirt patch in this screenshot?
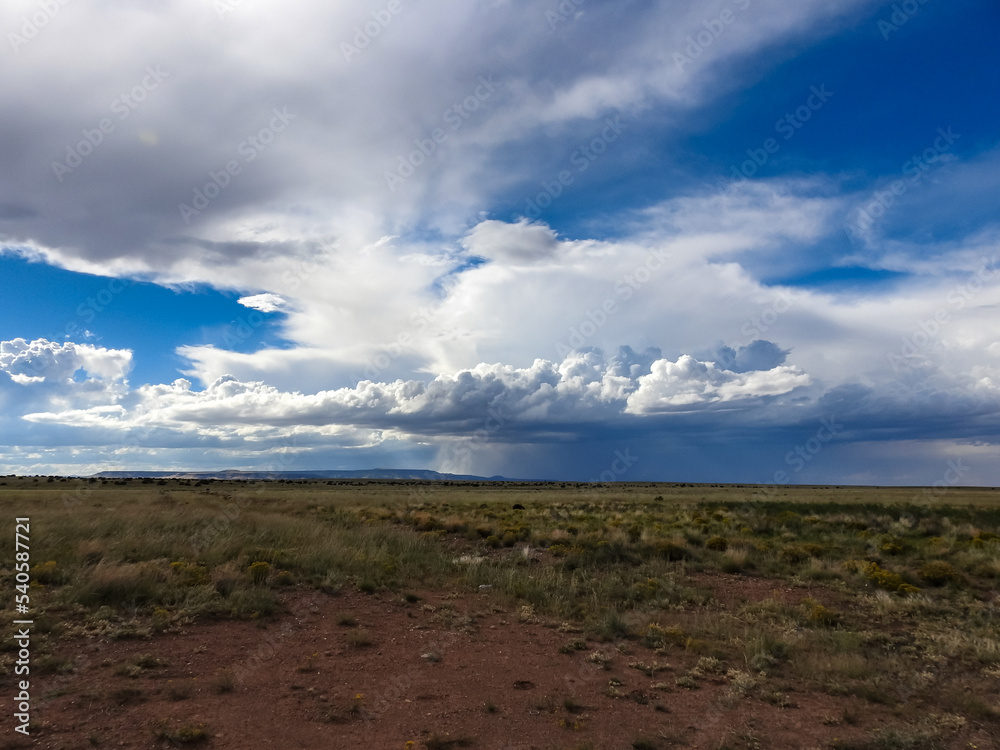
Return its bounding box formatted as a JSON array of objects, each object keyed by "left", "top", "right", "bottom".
[{"left": 9, "top": 585, "right": 992, "bottom": 750}]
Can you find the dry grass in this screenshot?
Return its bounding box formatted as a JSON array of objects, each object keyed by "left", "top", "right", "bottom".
[{"left": 1, "top": 477, "right": 998, "bottom": 740}]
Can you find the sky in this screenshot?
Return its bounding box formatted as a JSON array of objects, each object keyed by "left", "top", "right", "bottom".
[{"left": 1, "top": 0, "right": 999, "bottom": 484}]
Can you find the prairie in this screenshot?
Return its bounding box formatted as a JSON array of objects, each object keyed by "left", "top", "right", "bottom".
[{"left": 1, "top": 477, "right": 998, "bottom": 749}]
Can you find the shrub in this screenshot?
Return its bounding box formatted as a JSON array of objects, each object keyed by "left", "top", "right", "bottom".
[
  {"left": 879, "top": 539, "right": 904, "bottom": 555},
  {"left": 705, "top": 536, "right": 728, "bottom": 552},
  {"left": 152, "top": 722, "right": 210, "bottom": 744},
  {"left": 844, "top": 560, "right": 919, "bottom": 595},
  {"left": 653, "top": 540, "right": 691, "bottom": 561},
  {"left": 803, "top": 599, "right": 841, "bottom": 627},
  {"left": 919, "top": 560, "right": 959, "bottom": 586},
  {"left": 248, "top": 561, "right": 271, "bottom": 585},
  {"left": 643, "top": 623, "right": 686, "bottom": 650},
  {"left": 170, "top": 561, "right": 210, "bottom": 586},
  {"left": 211, "top": 562, "right": 241, "bottom": 597},
  {"left": 781, "top": 544, "right": 823, "bottom": 563},
  {"left": 226, "top": 586, "right": 277, "bottom": 617},
  {"left": 592, "top": 610, "right": 630, "bottom": 641},
  {"left": 78, "top": 562, "right": 163, "bottom": 608},
  {"left": 31, "top": 560, "right": 64, "bottom": 585}
]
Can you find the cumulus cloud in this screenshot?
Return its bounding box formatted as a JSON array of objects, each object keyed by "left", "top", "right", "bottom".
[
  {"left": 707, "top": 340, "right": 790, "bottom": 373},
  {"left": 0, "top": 339, "right": 133, "bottom": 430},
  {"left": 625, "top": 355, "right": 809, "bottom": 413},
  {"left": 23, "top": 347, "right": 809, "bottom": 440},
  {"left": 237, "top": 293, "right": 288, "bottom": 313},
  {"left": 1, "top": 338, "right": 129, "bottom": 383},
  {"left": 2, "top": 1, "right": 999, "bottom": 482},
  {"left": 461, "top": 220, "right": 561, "bottom": 265},
  {"left": 0, "top": 0, "right": 874, "bottom": 282}
]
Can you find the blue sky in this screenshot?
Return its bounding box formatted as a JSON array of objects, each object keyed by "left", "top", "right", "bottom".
[{"left": 1, "top": 0, "right": 999, "bottom": 483}]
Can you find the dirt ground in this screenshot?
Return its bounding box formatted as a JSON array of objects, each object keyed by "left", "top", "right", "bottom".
[{"left": 4, "top": 581, "right": 995, "bottom": 750}]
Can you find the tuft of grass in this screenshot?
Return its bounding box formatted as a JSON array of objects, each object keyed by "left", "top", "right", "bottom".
[
  {"left": 152, "top": 721, "right": 210, "bottom": 744},
  {"left": 828, "top": 726, "right": 944, "bottom": 750},
  {"left": 166, "top": 682, "right": 192, "bottom": 701},
  {"left": 115, "top": 653, "right": 167, "bottom": 677},
  {"left": 75, "top": 561, "right": 164, "bottom": 608},
  {"left": 110, "top": 686, "right": 144, "bottom": 705},
  {"left": 346, "top": 629, "right": 375, "bottom": 648},
  {"left": 424, "top": 734, "right": 474, "bottom": 749},
  {"left": 214, "top": 668, "right": 235, "bottom": 693},
  {"left": 559, "top": 638, "right": 587, "bottom": 654},
  {"left": 591, "top": 610, "right": 630, "bottom": 641}
]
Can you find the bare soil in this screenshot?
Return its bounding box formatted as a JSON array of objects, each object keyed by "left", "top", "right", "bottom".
[{"left": 8, "top": 577, "right": 996, "bottom": 750}]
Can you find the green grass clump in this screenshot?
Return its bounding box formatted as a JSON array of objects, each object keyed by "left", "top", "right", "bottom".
[
  {"left": 918, "top": 560, "right": 960, "bottom": 586},
  {"left": 247, "top": 561, "right": 271, "bottom": 585},
  {"left": 152, "top": 722, "right": 210, "bottom": 744},
  {"left": 704, "top": 536, "right": 728, "bottom": 552},
  {"left": 844, "top": 560, "right": 920, "bottom": 595}
]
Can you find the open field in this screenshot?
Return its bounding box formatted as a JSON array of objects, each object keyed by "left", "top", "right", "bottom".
[{"left": 2, "top": 478, "right": 999, "bottom": 749}]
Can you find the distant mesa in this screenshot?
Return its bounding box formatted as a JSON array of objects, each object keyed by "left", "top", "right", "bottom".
[{"left": 88, "top": 468, "right": 516, "bottom": 482}]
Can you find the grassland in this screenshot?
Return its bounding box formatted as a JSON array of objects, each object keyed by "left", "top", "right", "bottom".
[{"left": 1, "top": 476, "right": 999, "bottom": 748}]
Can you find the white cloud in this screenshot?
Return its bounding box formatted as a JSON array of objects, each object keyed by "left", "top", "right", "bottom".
[
  {"left": 625, "top": 355, "right": 809, "bottom": 413},
  {"left": 237, "top": 293, "right": 288, "bottom": 313},
  {"left": 2, "top": 1, "right": 999, "bottom": 482},
  {"left": 16, "top": 346, "right": 811, "bottom": 471},
  {"left": 460, "top": 219, "right": 561, "bottom": 265},
  {"left": 1, "top": 338, "right": 131, "bottom": 389}
]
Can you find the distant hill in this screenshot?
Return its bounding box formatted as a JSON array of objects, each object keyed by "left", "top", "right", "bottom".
[{"left": 89, "top": 469, "right": 515, "bottom": 481}]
